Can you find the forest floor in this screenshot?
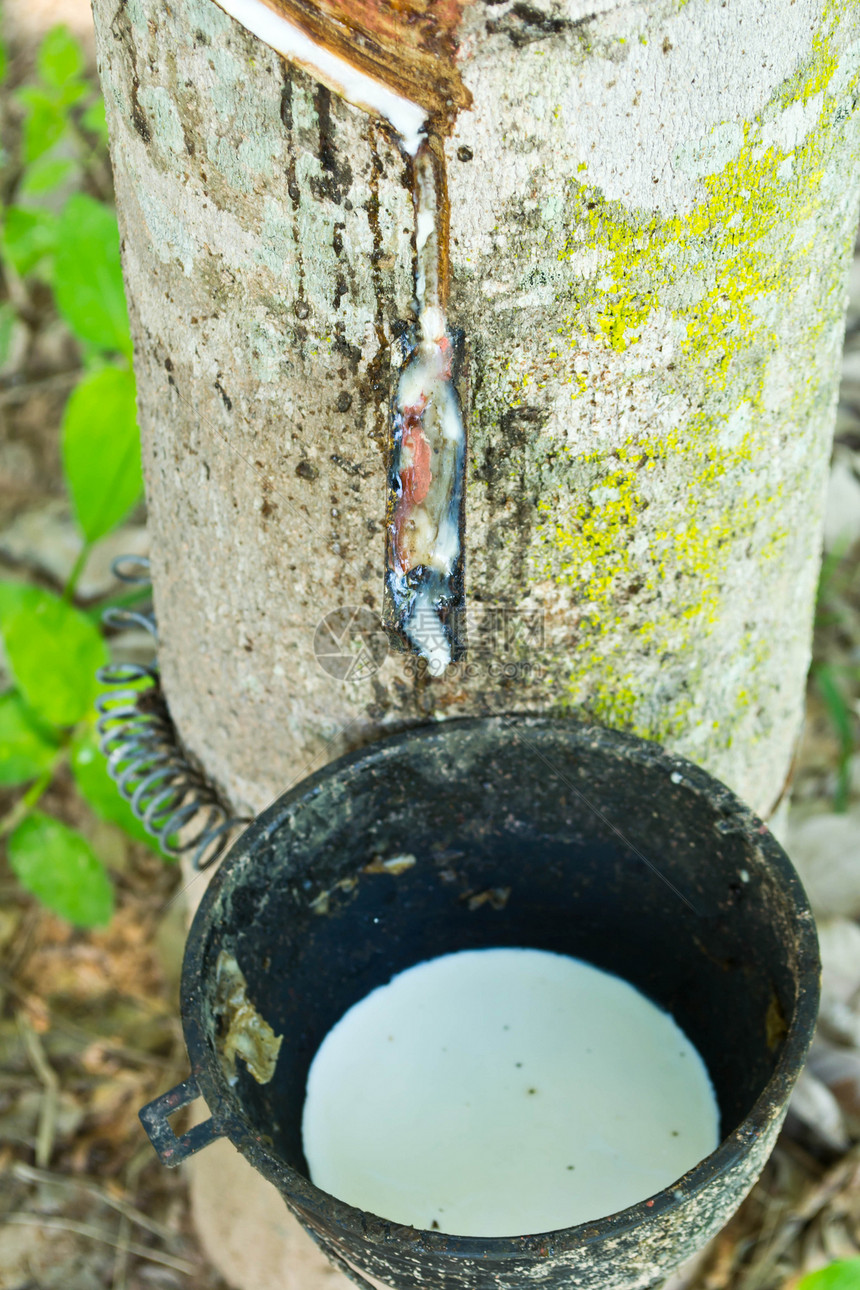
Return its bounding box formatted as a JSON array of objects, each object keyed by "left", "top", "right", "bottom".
[{"left": 1, "top": 7, "right": 860, "bottom": 1290}]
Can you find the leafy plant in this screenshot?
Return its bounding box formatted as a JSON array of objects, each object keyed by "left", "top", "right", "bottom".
[
  {"left": 0, "top": 27, "right": 159, "bottom": 927},
  {"left": 9, "top": 811, "right": 114, "bottom": 927},
  {"left": 63, "top": 364, "right": 141, "bottom": 545},
  {"left": 797, "top": 1260, "right": 860, "bottom": 1290}
]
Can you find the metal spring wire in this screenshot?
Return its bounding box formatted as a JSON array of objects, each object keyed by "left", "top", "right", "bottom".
[{"left": 94, "top": 556, "right": 249, "bottom": 870}]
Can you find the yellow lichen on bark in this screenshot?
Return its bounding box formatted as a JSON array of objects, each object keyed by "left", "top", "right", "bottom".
[{"left": 534, "top": 4, "right": 860, "bottom": 749}]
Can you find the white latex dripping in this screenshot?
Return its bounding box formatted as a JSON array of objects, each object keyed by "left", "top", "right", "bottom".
[{"left": 210, "top": 0, "right": 427, "bottom": 153}]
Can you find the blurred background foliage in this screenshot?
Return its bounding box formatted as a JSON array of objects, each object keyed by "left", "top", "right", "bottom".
[{"left": 0, "top": 23, "right": 160, "bottom": 931}]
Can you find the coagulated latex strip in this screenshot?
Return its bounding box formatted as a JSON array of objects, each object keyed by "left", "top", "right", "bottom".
[{"left": 386, "top": 147, "right": 466, "bottom": 675}]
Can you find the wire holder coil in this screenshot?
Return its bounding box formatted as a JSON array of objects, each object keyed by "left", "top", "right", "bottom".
[{"left": 94, "top": 556, "right": 250, "bottom": 870}]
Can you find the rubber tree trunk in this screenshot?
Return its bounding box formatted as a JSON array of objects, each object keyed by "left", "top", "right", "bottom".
[
  {"left": 92, "top": 0, "right": 860, "bottom": 1286},
  {"left": 93, "top": 0, "right": 860, "bottom": 822}
]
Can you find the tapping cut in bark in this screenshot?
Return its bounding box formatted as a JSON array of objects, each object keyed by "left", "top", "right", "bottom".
[
  {"left": 210, "top": 0, "right": 429, "bottom": 151},
  {"left": 209, "top": 0, "right": 471, "bottom": 151},
  {"left": 245, "top": 0, "right": 470, "bottom": 125}
]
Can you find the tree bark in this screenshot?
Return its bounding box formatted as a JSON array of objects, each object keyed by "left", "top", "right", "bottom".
[
  {"left": 93, "top": 0, "right": 860, "bottom": 823},
  {"left": 92, "top": 0, "right": 860, "bottom": 1285}
]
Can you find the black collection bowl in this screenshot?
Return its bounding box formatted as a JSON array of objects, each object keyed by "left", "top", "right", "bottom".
[{"left": 140, "top": 716, "right": 819, "bottom": 1290}]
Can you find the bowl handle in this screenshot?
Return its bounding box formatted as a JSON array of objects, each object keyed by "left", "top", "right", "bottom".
[{"left": 139, "top": 1074, "right": 223, "bottom": 1166}]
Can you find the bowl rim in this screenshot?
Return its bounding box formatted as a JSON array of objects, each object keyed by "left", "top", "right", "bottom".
[{"left": 180, "top": 714, "right": 820, "bottom": 1258}]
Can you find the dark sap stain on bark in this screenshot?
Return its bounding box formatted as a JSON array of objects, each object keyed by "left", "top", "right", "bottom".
[
  {"left": 279, "top": 66, "right": 308, "bottom": 334},
  {"left": 487, "top": 3, "right": 593, "bottom": 47},
  {"left": 131, "top": 78, "right": 151, "bottom": 141},
  {"left": 333, "top": 326, "right": 362, "bottom": 373},
  {"left": 280, "top": 77, "right": 302, "bottom": 208},
  {"left": 110, "top": 2, "right": 151, "bottom": 142},
  {"left": 214, "top": 377, "right": 233, "bottom": 411},
  {"left": 358, "top": 127, "right": 392, "bottom": 453},
  {"left": 332, "top": 219, "right": 353, "bottom": 307},
  {"left": 315, "top": 82, "right": 335, "bottom": 172},
  {"left": 333, "top": 217, "right": 362, "bottom": 317},
  {"left": 310, "top": 84, "right": 353, "bottom": 204}
]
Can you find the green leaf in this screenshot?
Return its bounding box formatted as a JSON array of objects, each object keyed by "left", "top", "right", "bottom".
[
  {"left": 0, "top": 582, "right": 108, "bottom": 727},
  {"left": 18, "top": 156, "right": 76, "bottom": 198},
  {"left": 0, "top": 691, "right": 60, "bottom": 786},
  {"left": 1, "top": 205, "right": 58, "bottom": 278},
  {"left": 37, "top": 26, "right": 84, "bottom": 90},
  {"left": 797, "top": 1261, "right": 860, "bottom": 1290},
  {"left": 62, "top": 366, "right": 142, "bottom": 543},
  {"left": 17, "top": 86, "right": 68, "bottom": 163},
  {"left": 53, "top": 195, "right": 131, "bottom": 355},
  {"left": 8, "top": 811, "right": 113, "bottom": 927},
  {"left": 81, "top": 98, "right": 109, "bottom": 146},
  {"left": 70, "top": 725, "right": 158, "bottom": 851},
  {"left": 58, "top": 79, "right": 89, "bottom": 111},
  {"left": 0, "top": 38, "right": 8, "bottom": 86}
]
